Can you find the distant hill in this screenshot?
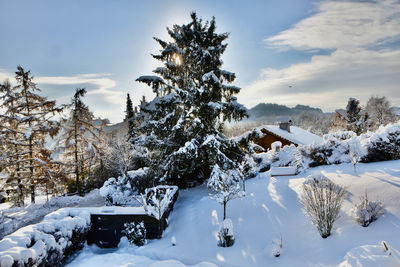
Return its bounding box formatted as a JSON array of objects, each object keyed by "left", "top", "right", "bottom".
[{"left": 247, "top": 103, "right": 325, "bottom": 121}]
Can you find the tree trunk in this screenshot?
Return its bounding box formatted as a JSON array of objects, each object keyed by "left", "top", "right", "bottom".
[
  {"left": 223, "top": 201, "right": 226, "bottom": 220},
  {"left": 74, "top": 98, "right": 80, "bottom": 195}
]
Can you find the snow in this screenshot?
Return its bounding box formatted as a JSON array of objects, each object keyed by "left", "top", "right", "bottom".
[
  {"left": 202, "top": 71, "right": 219, "bottom": 83},
  {"left": 262, "top": 125, "right": 323, "bottom": 145},
  {"left": 63, "top": 160, "right": 400, "bottom": 266},
  {"left": 270, "top": 166, "right": 297, "bottom": 176},
  {"left": 89, "top": 206, "right": 146, "bottom": 215},
  {"left": 66, "top": 242, "right": 217, "bottom": 267},
  {"left": 0, "top": 190, "right": 104, "bottom": 239},
  {"left": 25, "top": 127, "right": 32, "bottom": 139},
  {"left": 339, "top": 242, "right": 400, "bottom": 267},
  {"left": 0, "top": 207, "right": 91, "bottom": 266}
]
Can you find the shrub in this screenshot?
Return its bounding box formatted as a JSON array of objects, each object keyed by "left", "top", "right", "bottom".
[
  {"left": 361, "top": 124, "right": 400, "bottom": 162},
  {"left": 353, "top": 192, "right": 383, "bottom": 227},
  {"left": 100, "top": 168, "right": 150, "bottom": 206},
  {"left": 123, "top": 221, "right": 146, "bottom": 246},
  {"left": 300, "top": 175, "right": 346, "bottom": 238},
  {"left": 218, "top": 218, "right": 235, "bottom": 247}
]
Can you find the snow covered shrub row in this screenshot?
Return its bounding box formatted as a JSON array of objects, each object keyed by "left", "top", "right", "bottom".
[
  {"left": 0, "top": 208, "right": 90, "bottom": 267},
  {"left": 100, "top": 168, "right": 149, "bottom": 206},
  {"left": 243, "top": 122, "right": 400, "bottom": 173},
  {"left": 352, "top": 192, "right": 384, "bottom": 227},
  {"left": 123, "top": 221, "right": 146, "bottom": 246},
  {"left": 217, "top": 218, "right": 235, "bottom": 247},
  {"left": 303, "top": 122, "right": 400, "bottom": 168},
  {"left": 299, "top": 175, "right": 346, "bottom": 238}
]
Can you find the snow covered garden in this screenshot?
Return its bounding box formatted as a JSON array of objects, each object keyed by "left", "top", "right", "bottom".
[{"left": 1, "top": 9, "right": 400, "bottom": 267}]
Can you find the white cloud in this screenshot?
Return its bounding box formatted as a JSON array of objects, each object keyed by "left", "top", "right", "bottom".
[
  {"left": 0, "top": 70, "right": 124, "bottom": 122},
  {"left": 36, "top": 73, "right": 123, "bottom": 105},
  {"left": 240, "top": 0, "right": 400, "bottom": 111},
  {"left": 0, "top": 69, "right": 13, "bottom": 81},
  {"left": 266, "top": 0, "right": 400, "bottom": 51}
]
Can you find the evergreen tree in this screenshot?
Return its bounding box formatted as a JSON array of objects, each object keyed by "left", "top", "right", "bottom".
[
  {"left": 136, "top": 12, "right": 247, "bottom": 186},
  {"left": 346, "top": 98, "right": 367, "bottom": 135},
  {"left": 59, "top": 88, "right": 101, "bottom": 195},
  {"left": 0, "top": 66, "right": 62, "bottom": 204},
  {"left": 125, "top": 93, "right": 135, "bottom": 141}
]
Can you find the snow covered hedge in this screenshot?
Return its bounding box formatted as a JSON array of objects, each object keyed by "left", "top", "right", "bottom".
[
  {"left": 0, "top": 208, "right": 90, "bottom": 267},
  {"left": 243, "top": 122, "right": 400, "bottom": 173},
  {"left": 100, "top": 168, "right": 149, "bottom": 206}
]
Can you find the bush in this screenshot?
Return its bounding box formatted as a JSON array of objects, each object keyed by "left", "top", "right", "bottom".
[
  {"left": 353, "top": 192, "right": 383, "bottom": 227},
  {"left": 123, "top": 221, "right": 146, "bottom": 246},
  {"left": 300, "top": 175, "right": 346, "bottom": 238},
  {"left": 218, "top": 218, "right": 235, "bottom": 247},
  {"left": 100, "top": 168, "right": 150, "bottom": 206},
  {"left": 361, "top": 124, "right": 400, "bottom": 162}
]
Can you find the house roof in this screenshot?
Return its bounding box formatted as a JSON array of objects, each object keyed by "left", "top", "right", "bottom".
[{"left": 260, "top": 125, "right": 323, "bottom": 145}]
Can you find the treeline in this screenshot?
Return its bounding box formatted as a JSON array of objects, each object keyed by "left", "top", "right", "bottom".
[
  {"left": 0, "top": 12, "right": 249, "bottom": 206},
  {"left": 0, "top": 67, "right": 135, "bottom": 206},
  {"left": 224, "top": 96, "right": 398, "bottom": 138}
]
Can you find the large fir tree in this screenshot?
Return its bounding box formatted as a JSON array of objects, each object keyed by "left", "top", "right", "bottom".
[{"left": 136, "top": 12, "right": 247, "bottom": 186}]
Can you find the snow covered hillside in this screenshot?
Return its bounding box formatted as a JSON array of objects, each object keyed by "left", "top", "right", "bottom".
[{"left": 67, "top": 160, "right": 400, "bottom": 267}]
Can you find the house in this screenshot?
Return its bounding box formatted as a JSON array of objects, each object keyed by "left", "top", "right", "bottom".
[{"left": 255, "top": 120, "right": 322, "bottom": 150}]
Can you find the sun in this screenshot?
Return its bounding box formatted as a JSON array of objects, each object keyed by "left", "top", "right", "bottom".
[{"left": 173, "top": 53, "right": 182, "bottom": 65}]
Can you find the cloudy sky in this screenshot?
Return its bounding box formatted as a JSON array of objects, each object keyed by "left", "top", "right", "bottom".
[{"left": 1, "top": 0, "right": 399, "bottom": 122}]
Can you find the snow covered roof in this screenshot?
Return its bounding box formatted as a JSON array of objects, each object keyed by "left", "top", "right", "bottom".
[{"left": 260, "top": 125, "right": 323, "bottom": 145}]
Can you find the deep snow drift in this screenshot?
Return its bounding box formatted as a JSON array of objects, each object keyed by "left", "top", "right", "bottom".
[{"left": 66, "top": 160, "right": 400, "bottom": 267}]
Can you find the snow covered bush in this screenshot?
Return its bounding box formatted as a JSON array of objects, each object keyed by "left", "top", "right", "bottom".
[
  {"left": 137, "top": 185, "right": 179, "bottom": 236},
  {"left": 348, "top": 138, "right": 363, "bottom": 172},
  {"left": 218, "top": 218, "right": 235, "bottom": 247},
  {"left": 271, "top": 141, "right": 282, "bottom": 152},
  {"left": 100, "top": 168, "right": 149, "bottom": 206},
  {"left": 123, "top": 221, "right": 146, "bottom": 246},
  {"left": 353, "top": 192, "right": 384, "bottom": 227},
  {"left": 300, "top": 175, "right": 346, "bottom": 238},
  {"left": 361, "top": 123, "right": 400, "bottom": 162},
  {"left": 207, "top": 165, "right": 245, "bottom": 220}
]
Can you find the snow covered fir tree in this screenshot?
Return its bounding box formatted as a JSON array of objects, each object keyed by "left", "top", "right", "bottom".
[{"left": 136, "top": 12, "right": 248, "bottom": 187}]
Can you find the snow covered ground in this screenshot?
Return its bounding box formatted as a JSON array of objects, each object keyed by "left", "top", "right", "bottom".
[
  {"left": 0, "top": 190, "right": 104, "bottom": 239},
  {"left": 65, "top": 160, "right": 400, "bottom": 267}
]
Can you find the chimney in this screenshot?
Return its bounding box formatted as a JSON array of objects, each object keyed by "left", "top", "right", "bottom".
[{"left": 279, "top": 121, "right": 291, "bottom": 132}]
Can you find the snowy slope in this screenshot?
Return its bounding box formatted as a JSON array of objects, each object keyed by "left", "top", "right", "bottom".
[{"left": 67, "top": 160, "right": 400, "bottom": 267}]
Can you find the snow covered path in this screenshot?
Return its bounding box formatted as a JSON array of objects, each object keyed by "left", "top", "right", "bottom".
[{"left": 67, "top": 160, "right": 400, "bottom": 267}]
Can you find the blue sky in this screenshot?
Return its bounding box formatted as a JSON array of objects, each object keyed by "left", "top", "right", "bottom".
[{"left": 1, "top": 0, "right": 399, "bottom": 122}]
